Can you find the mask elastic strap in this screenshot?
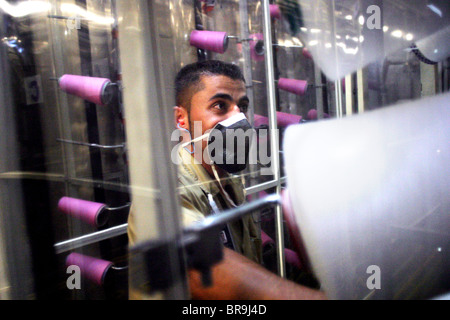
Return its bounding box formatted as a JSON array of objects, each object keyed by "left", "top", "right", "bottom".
[
  {"left": 212, "top": 164, "right": 238, "bottom": 208},
  {"left": 178, "top": 123, "right": 203, "bottom": 154},
  {"left": 177, "top": 123, "right": 194, "bottom": 154},
  {"left": 179, "top": 128, "right": 210, "bottom": 154}
]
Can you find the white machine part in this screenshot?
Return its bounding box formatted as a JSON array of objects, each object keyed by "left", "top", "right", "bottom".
[
  {"left": 295, "top": 0, "right": 450, "bottom": 80},
  {"left": 283, "top": 92, "right": 450, "bottom": 299}
]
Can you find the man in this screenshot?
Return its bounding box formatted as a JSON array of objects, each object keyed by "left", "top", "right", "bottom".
[
  {"left": 129, "top": 60, "right": 326, "bottom": 300},
  {"left": 173, "top": 60, "right": 261, "bottom": 264}
]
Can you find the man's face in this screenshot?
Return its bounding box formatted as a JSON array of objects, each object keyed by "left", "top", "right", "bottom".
[
  {"left": 188, "top": 74, "right": 249, "bottom": 138},
  {"left": 184, "top": 74, "right": 249, "bottom": 171},
  {"left": 174, "top": 74, "right": 250, "bottom": 174}
]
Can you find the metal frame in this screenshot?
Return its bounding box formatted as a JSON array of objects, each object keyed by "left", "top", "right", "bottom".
[
  {"left": 239, "top": 0, "right": 261, "bottom": 189},
  {"left": 345, "top": 74, "right": 353, "bottom": 116},
  {"left": 0, "top": 12, "right": 35, "bottom": 299},
  {"left": 261, "top": 0, "right": 286, "bottom": 278},
  {"left": 7, "top": 0, "right": 358, "bottom": 299},
  {"left": 335, "top": 79, "right": 344, "bottom": 118},
  {"left": 356, "top": 68, "right": 367, "bottom": 114},
  {"left": 116, "top": 0, "right": 188, "bottom": 299}
]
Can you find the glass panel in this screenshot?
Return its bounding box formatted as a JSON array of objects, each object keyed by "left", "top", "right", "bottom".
[
  {"left": 1, "top": 0, "right": 448, "bottom": 301},
  {"left": 1, "top": 0, "right": 130, "bottom": 300},
  {"left": 295, "top": 0, "right": 449, "bottom": 81},
  {"left": 277, "top": 0, "right": 450, "bottom": 300},
  {"left": 266, "top": 0, "right": 335, "bottom": 285},
  {"left": 166, "top": 0, "right": 287, "bottom": 278},
  {"left": 188, "top": 0, "right": 278, "bottom": 190}
]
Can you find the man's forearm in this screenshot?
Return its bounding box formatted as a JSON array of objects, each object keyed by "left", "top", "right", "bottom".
[{"left": 188, "top": 247, "right": 327, "bottom": 300}]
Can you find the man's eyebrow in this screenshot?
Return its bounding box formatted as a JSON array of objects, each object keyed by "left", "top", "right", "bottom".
[
  {"left": 208, "top": 93, "right": 250, "bottom": 103},
  {"left": 209, "top": 93, "right": 233, "bottom": 101},
  {"left": 239, "top": 96, "right": 249, "bottom": 103}
]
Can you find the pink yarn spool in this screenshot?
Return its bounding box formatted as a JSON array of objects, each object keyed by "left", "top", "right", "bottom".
[
  {"left": 58, "top": 197, "right": 108, "bottom": 227},
  {"left": 189, "top": 30, "right": 229, "bottom": 54},
  {"left": 254, "top": 114, "right": 269, "bottom": 127},
  {"left": 307, "top": 109, "right": 330, "bottom": 120},
  {"left": 261, "top": 230, "right": 274, "bottom": 247},
  {"left": 285, "top": 248, "right": 302, "bottom": 269},
  {"left": 278, "top": 78, "right": 308, "bottom": 96},
  {"left": 307, "top": 109, "right": 318, "bottom": 120},
  {"left": 261, "top": 229, "right": 302, "bottom": 269},
  {"left": 66, "top": 253, "right": 113, "bottom": 286},
  {"left": 254, "top": 112, "right": 301, "bottom": 128},
  {"left": 276, "top": 111, "right": 302, "bottom": 127},
  {"left": 58, "top": 75, "right": 112, "bottom": 105},
  {"left": 249, "top": 33, "right": 265, "bottom": 61},
  {"left": 270, "top": 4, "right": 282, "bottom": 20}
]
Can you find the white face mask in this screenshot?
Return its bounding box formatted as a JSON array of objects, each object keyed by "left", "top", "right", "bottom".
[
  {"left": 181, "top": 113, "right": 254, "bottom": 207},
  {"left": 181, "top": 113, "right": 254, "bottom": 173}
]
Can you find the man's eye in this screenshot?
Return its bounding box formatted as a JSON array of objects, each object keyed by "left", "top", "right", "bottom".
[
  {"left": 213, "top": 101, "right": 227, "bottom": 110},
  {"left": 238, "top": 103, "right": 249, "bottom": 113}
]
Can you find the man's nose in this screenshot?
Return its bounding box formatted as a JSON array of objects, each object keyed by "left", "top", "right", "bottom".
[{"left": 226, "top": 104, "right": 241, "bottom": 118}]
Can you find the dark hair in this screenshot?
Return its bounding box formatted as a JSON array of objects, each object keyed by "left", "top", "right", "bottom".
[{"left": 175, "top": 60, "right": 245, "bottom": 110}]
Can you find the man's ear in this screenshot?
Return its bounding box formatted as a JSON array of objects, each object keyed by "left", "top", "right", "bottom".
[{"left": 173, "top": 106, "right": 189, "bottom": 130}]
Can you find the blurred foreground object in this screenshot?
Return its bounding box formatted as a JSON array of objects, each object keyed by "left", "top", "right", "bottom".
[{"left": 283, "top": 92, "right": 450, "bottom": 299}]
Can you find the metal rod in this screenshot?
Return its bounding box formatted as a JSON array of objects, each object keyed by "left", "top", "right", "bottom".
[
  {"left": 227, "top": 35, "right": 253, "bottom": 42},
  {"left": 335, "top": 79, "right": 344, "bottom": 118},
  {"left": 47, "top": 15, "right": 90, "bottom": 21},
  {"left": 356, "top": 68, "right": 366, "bottom": 114},
  {"left": 111, "top": 265, "right": 129, "bottom": 271},
  {"left": 345, "top": 74, "right": 353, "bottom": 116},
  {"left": 262, "top": 0, "right": 285, "bottom": 278},
  {"left": 105, "top": 202, "right": 131, "bottom": 211},
  {"left": 314, "top": 64, "right": 325, "bottom": 119},
  {"left": 0, "top": 171, "right": 130, "bottom": 194},
  {"left": 54, "top": 223, "right": 128, "bottom": 254},
  {"left": 273, "top": 44, "right": 304, "bottom": 48},
  {"left": 57, "top": 138, "right": 125, "bottom": 149},
  {"left": 186, "top": 194, "right": 281, "bottom": 233},
  {"left": 245, "top": 179, "right": 278, "bottom": 195}
]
